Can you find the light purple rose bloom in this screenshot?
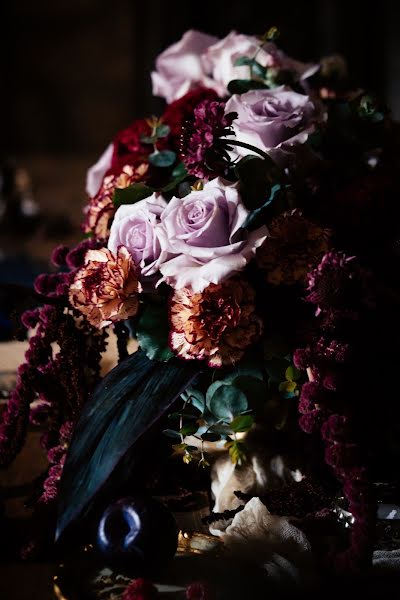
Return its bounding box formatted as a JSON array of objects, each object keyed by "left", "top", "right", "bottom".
[
  {"left": 86, "top": 143, "right": 113, "bottom": 198},
  {"left": 108, "top": 194, "right": 168, "bottom": 277},
  {"left": 201, "top": 31, "right": 276, "bottom": 95},
  {"left": 158, "top": 178, "right": 267, "bottom": 292},
  {"left": 224, "top": 87, "right": 319, "bottom": 166},
  {"left": 151, "top": 30, "right": 218, "bottom": 104}
]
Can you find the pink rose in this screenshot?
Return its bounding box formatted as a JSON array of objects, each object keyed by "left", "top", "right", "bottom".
[
  {"left": 108, "top": 194, "right": 168, "bottom": 278},
  {"left": 158, "top": 178, "right": 267, "bottom": 292},
  {"left": 151, "top": 30, "right": 218, "bottom": 104},
  {"left": 224, "top": 87, "right": 319, "bottom": 166},
  {"left": 85, "top": 143, "right": 113, "bottom": 198}
]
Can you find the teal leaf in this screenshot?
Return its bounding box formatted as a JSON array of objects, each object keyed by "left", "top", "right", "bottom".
[
  {"left": 113, "top": 183, "right": 154, "bottom": 208},
  {"left": 201, "top": 432, "right": 221, "bottom": 442},
  {"left": 208, "top": 385, "right": 248, "bottom": 420},
  {"left": 163, "top": 428, "right": 182, "bottom": 439},
  {"left": 183, "top": 387, "right": 205, "bottom": 413},
  {"left": 251, "top": 62, "right": 267, "bottom": 79},
  {"left": 140, "top": 135, "right": 156, "bottom": 144},
  {"left": 242, "top": 184, "right": 282, "bottom": 230},
  {"left": 227, "top": 79, "right": 268, "bottom": 95},
  {"left": 234, "top": 155, "right": 280, "bottom": 211},
  {"left": 149, "top": 150, "right": 176, "bottom": 168},
  {"left": 179, "top": 423, "right": 198, "bottom": 436},
  {"left": 205, "top": 380, "right": 226, "bottom": 409},
  {"left": 155, "top": 124, "right": 170, "bottom": 138},
  {"left": 136, "top": 303, "right": 174, "bottom": 362},
  {"left": 234, "top": 56, "right": 254, "bottom": 67},
  {"left": 56, "top": 351, "right": 197, "bottom": 539}
]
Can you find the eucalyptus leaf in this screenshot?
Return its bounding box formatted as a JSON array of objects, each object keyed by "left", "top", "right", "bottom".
[
  {"left": 201, "top": 432, "right": 221, "bottom": 442},
  {"left": 56, "top": 351, "right": 197, "bottom": 539},
  {"left": 183, "top": 387, "right": 205, "bottom": 413},
  {"left": 140, "top": 135, "right": 156, "bottom": 144},
  {"left": 234, "top": 56, "right": 254, "bottom": 67},
  {"left": 285, "top": 365, "right": 301, "bottom": 382},
  {"left": 113, "top": 183, "right": 154, "bottom": 208},
  {"left": 227, "top": 79, "right": 268, "bottom": 95},
  {"left": 251, "top": 62, "right": 267, "bottom": 79},
  {"left": 163, "top": 429, "right": 182, "bottom": 439},
  {"left": 136, "top": 303, "right": 173, "bottom": 362},
  {"left": 179, "top": 423, "right": 198, "bottom": 436},
  {"left": 205, "top": 380, "right": 227, "bottom": 409},
  {"left": 234, "top": 156, "right": 279, "bottom": 211},
  {"left": 155, "top": 124, "right": 170, "bottom": 138},
  {"left": 149, "top": 150, "right": 176, "bottom": 168},
  {"left": 209, "top": 385, "right": 248, "bottom": 420},
  {"left": 230, "top": 414, "right": 254, "bottom": 433}
]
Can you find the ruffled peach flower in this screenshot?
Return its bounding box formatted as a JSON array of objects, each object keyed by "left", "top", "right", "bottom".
[
  {"left": 169, "top": 278, "right": 262, "bottom": 367},
  {"left": 83, "top": 163, "right": 148, "bottom": 240},
  {"left": 257, "top": 211, "right": 331, "bottom": 285},
  {"left": 69, "top": 246, "right": 141, "bottom": 328}
]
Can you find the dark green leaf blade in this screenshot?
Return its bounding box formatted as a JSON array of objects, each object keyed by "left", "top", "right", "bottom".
[
  {"left": 56, "top": 351, "right": 197, "bottom": 539},
  {"left": 113, "top": 183, "right": 154, "bottom": 208}
]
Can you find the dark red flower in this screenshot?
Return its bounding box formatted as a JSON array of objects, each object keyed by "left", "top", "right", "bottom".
[
  {"left": 122, "top": 579, "right": 159, "bottom": 600},
  {"left": 162, "top": 87, "right": 219, "bottom": 151},
  {"left": 186, "top": 581, "right": 210, "bottom": 600},
  {"left": 180, "top": 98, "right": 236, "bottom": 179},
  {"left": 111, "top": 119, "right": 154, "bottom": 171}
]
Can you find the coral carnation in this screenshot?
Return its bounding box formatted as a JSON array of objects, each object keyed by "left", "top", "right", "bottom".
[
  {"left": 83, "top": 163, "right": 148, "bottom": 239},
  {"left": 69, "top": 246, "right": 141, "bottom": 328},
  {"left": 257, "top": 211, "right": 330, "bottom": 285},
  {"left": 169, "top": 278, "right": 262, "bottom": 367}
]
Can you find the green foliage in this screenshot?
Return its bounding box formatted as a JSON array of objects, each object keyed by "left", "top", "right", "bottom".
[
  {"left": 149, "top": 150, "right": 176, "bottom": 168},
  {"left": 226, "top": 439, "right": 247, "bottom": 465},
  {"left": 136, "top": 303, "right": 174, "bottom": 362},
  {"left": 230, "top": 414, "right": 254, "bottom": 433},
  {"left": 161, "top": 163, "right": 189, "bottom": 193},
  {"left": 113, "top": 183, "right": 154, "bottom": 208},
  {"left": 227, "top": 79, "right": 268, "bottom": 95},
  {"left": 208, "top": 385, "right": 248, "bottom": 420},
  {"left": 234, "top": 155, "right": 281, "bottom": 211}
]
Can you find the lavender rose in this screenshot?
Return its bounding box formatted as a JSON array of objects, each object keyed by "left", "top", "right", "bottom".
[
  {"left": 108, "top": 194, "right": 168, "bottom": 277},
  {"left": 86, "top": 143, "right": 113, "bottom": 198},
  {"left": 224, "top": 87, "right": 320, "bottom": 166},
  {"left": 201, "top": 31, "right": 276, "bottom": 95},
  {"left": 158, "top": 178, "right": 267, "bottom": 292},
  {"left": 151, "top": 30, "right": 218, "bottom": 104}
]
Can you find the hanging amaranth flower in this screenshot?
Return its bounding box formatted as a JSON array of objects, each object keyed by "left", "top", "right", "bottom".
[
  {"left": 69, "top": 246, "right": 141, "bottom": 328},
  {"left": 83, "top": 163, "right": 148, "bottom": 240},
  {"left": 257, "top": 211, "right": 331, "bottom": 285},
  {"left": 181, "top": 98, "right": 237, "bottom": 179},
  {"left": 306, "top": 250, "right": 375, "bottom": 324},
  {"left": 169, "top": 278, "right": 262, "bottom": 367}
]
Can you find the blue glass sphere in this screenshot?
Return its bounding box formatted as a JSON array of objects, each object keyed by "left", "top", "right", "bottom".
[{"left": 96, "top": 496, "right": 178, "bottom": 574}]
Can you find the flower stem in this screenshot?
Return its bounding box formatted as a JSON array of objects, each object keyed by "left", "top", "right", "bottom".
[{"left": 218, "top": 138, "right": 272, "bottom": 162}]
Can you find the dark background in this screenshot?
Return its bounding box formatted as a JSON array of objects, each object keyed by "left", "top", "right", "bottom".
[{"left": 1, "top": 0, "right": 400, "bottom": 261}]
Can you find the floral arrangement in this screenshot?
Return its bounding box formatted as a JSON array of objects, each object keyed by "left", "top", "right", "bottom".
[{"left": 4, "top": 27, "right": 400, "bottom": 578}]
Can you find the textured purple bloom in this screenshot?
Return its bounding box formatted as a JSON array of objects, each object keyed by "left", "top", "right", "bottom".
[
  {"left": 182, "top": 99, "right": 236, "bottom": 179},
  {"left": 51, "top": 245, "right": 69, "bottom": 267}
]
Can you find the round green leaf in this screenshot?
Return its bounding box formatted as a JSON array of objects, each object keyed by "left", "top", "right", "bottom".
[
  {"left": 285, "top": 365, "right": 301, "bottom": 382},
  {"left": 230, "top": 414, "right": 254, "bottom": 433},
  {"left": 149, "top": 150, "right": 176, "bottom": 168},
  {"left": 136, "top": 304, "right": 174, "bottom": 362},
  {"left": 209, "top": 385, "right": 248, "bottom": 420}
]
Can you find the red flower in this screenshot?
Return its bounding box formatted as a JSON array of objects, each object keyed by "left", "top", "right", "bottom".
[
  {"left": 111, "top": 119, "right": 154, "bottom": 172},
  {"left": 162, "top": 87, "right": 219, "bottom": 151},
  {"left": 122, "top": 579, "right": 159, "bottom": 600},
  {"left": 186, "top": 581, "right": 210, "bottom": 600}
]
